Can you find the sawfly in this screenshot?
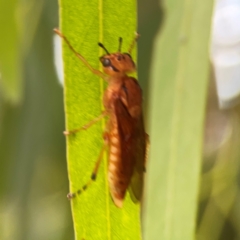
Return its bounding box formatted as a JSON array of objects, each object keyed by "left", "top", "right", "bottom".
[{"left": 54, "top": 28, "right": 149, "bottom": 208}]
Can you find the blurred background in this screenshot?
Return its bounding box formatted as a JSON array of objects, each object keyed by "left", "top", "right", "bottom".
[
  {"left": 1, "top": 0, "right": 240, "bottom": 239},
  {"left": 0, "top": 0, "right": 73, "bottom": 239}
]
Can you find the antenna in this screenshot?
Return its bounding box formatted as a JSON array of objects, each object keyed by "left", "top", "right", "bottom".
[
  {"left": 98, "top": 42, "right": 110, "bottom": 55},
  {"left": 118, "top": 37, "right": 123, "bottom": 52}
]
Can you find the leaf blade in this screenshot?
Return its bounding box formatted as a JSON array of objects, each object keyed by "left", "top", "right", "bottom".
[
  {"left": 59, "top": 0, "right": 141, "bottom": 239},
  {"left": 144, "top": 0, "right": 214, "bottom": 239}
]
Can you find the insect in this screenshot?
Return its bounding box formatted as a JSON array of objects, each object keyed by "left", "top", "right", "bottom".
[{"left": 54, "top": 28, "right": 149, "bottom": 208}]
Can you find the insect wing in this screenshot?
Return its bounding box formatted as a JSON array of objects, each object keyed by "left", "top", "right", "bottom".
[
  {"left": 114, "top": 98, "right": 136, "bottom": 189},
  {"left": 128, "top": 114, "right": 146, "bottom": 203},
  {"left": 114, "top": 79, "right": 146, "bottom": 203}
]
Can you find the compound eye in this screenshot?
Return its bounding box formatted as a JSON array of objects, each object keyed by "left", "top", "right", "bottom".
[{"left": 102, "top": 58, "right": 111, "bottom": 67}]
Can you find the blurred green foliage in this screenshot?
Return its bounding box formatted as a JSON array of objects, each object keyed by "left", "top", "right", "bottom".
[
  {"left": 143, "top": 1, "right": 214, "bottom": 239},
  {"left": 0, "top": 0, "right": 73, "bottom": 239},
  {"left": 0, "top": 0, "right": 240, "bottom": 240}
]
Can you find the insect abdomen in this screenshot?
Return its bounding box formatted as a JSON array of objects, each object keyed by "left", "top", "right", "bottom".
[{"left": 108, "top": 123, "right": 128, "bottom": 208}]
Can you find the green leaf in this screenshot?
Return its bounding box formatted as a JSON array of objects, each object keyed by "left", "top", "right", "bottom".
[
  {"left": 59, "top": 1, "right": 141, "bottom": 240},
  {"left": 143, "top": 1, "right": 214, "bottom": 240}
]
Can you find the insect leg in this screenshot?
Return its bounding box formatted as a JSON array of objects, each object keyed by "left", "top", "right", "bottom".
[
  {"left": 128, "top": 32, "right": 140, "bottom": 54},
  {"left": 54, "top": 28, "right": 107, "bottom": 80},
  {"left": 64, "top": 111, "right": 108, "bottom": 135},
  {"left": 67, "top": 138, "right": 108, "bottom": 199}
]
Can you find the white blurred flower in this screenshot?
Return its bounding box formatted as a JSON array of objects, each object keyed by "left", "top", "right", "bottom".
[{"left": 211, "top": 0, "right": 240, "bottom": 108}]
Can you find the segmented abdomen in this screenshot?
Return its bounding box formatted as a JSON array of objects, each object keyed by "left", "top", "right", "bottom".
[{"left": 108, "top": 117, "right": 128, "bottom": 208}]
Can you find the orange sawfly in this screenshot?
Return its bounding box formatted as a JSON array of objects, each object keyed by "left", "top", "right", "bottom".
[{"left": 54, "top": 29, "right": 149, "bottom": 208}]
